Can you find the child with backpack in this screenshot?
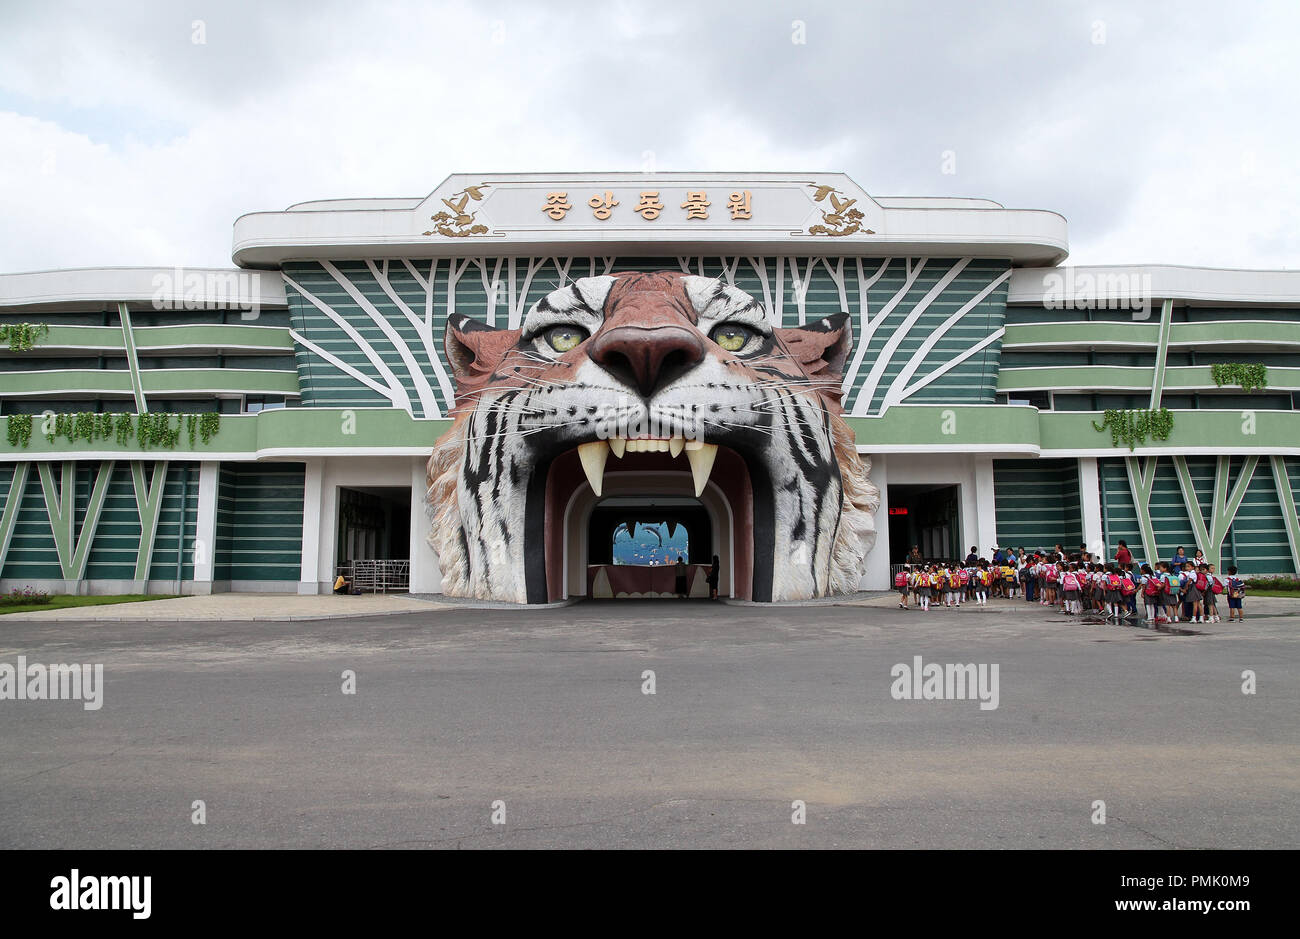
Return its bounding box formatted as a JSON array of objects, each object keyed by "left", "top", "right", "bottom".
[
  {"left": 1140, "top": 564, "right": 1162, "bottom": 623},
  {"left": 933, "top": 565, "right": 949, "bottom": 608},
  {"left": 1061, "top": 565, "right": 1080, "bottom": 616},
  {"left": 1002, "top": 560, "right": 1017, "bottom": 599},
  {"left": 974, "top": 563, "right": 990, "bottom": 606},
  {"left": 1180, "top": 561, "right": 1197, "bottom": 622},
  {"left": 1186, "top": 564, "right": 1208, "bottom": 624},
  {"left": 1226, "top": 566, "right": 1247, "bottom": 621},
  {"left": 896, "top": 565, "right": 911, "bottom": 609},
  {"left": 1120, "top": 567, "right": 1138, "bottom": 619},
  {"left": 1204, "top": 563, "right": 1223, "bottom": 623},
  {"left": 1044, "top": 561, "right": 1059, "bottom": 608},
  {"left": 915, "top": 566, "right": 932, "bottom": 612},
  {"left": 1170, "top": 564, "right": 1190, "bottom": 621},
  {"left": 1103, "top": 564, "right": 1123, "bottom": 622}
]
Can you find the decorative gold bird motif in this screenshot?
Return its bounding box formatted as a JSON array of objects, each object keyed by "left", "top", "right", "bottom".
[
  {"left": 807, "top": 182, "right": 869, "bottom": 237},
  {"left": 425, "top": 184, "right": 492, "bottom": 238},
  {"left": 439, "top": 194, "right": 475, "bottom": 226}
]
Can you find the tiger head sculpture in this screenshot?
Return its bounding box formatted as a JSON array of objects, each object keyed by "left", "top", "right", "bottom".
[{"left": 425, "top": 271, "right": 880, "bottom": 603}]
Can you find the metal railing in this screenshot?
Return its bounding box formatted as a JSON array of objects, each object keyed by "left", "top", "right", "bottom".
[{"left": 337, "top": 559, "right": 410, "bottom": 593}]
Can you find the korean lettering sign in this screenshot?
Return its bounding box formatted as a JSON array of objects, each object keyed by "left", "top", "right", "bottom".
[{"left": 540, "top": 190, "right": 754, "bottom": 222}]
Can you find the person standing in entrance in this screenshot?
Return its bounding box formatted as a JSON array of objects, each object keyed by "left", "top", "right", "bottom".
[
  {"left": 708, "top": 554, "right": 720, "bottom": 601},
  {"left": 1116, "top": 540, "right": 1132, "bottom": 568},
  {"left": 674, "top": 556, "right": 688, "bottom": 598}
]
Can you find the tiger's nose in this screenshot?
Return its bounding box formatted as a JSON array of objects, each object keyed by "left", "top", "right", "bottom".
[{"left": 589, "top": 325, "right": 706, "bottom": 398}]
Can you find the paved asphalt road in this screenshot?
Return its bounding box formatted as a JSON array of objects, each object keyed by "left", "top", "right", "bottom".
[{"left": 1, "top": 598, "right": 1297, "bottom": 849}]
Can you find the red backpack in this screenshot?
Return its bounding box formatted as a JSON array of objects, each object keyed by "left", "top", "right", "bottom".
[
  {"left": 1107, "top": 573, "right": 1121, "bottom": 590},
  {"left": 895, "top": 571, "right": 908, "bottom": 588},
  {"left": 1210, "top": 576, "right": 1224, "bottom": 594},
  {"left": 1143, "top": 576, "right": 1162, "bottom": 596},
  {"left": 1195, "top": 571, "right": 1208, "bottom": 591},
  {"left": 1121, "top": 576, "right": 1136, "bottom": 596}
]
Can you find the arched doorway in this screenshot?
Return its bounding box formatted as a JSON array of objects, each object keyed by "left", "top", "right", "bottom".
[
  {"left": 584, "top": 494, "right": 712, "bottom": 598},
  {"left": 546, "top": 453, "right": 750, "bottom": 600}
]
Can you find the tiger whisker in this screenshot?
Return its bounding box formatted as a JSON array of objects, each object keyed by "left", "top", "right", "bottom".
[
  {"left": 726, "top": 407, "right": 823, "bottom": 427},
  {"left": 466, "top": 418, "right": 590, "bottom": 445},
  {"left": 702, "top": 416, "right": 826, "bottom": 446}
]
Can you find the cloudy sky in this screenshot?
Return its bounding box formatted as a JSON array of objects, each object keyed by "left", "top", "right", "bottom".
[{"left": 2, "top": 0, "right": 1297, "bottom": 272}]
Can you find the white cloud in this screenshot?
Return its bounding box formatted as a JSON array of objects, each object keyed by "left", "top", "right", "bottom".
[{"left": 1, "top": 0, "right": 1298, "bottom": 271}]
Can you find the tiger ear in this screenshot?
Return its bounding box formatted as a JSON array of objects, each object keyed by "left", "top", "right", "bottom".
[
  {"left": 775, "top": 312, "right": 853, "bottom": 384},
  {"left": 444, "top": 314, "right": 521, "bottom": 382}
]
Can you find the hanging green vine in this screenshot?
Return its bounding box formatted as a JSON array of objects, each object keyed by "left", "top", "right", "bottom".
[
  {"left": 114, "top": 413, "right": 135, "bottom": 446},
  {"left": 136, "top": 413, "right": 181, "bottom": 449},
  {"left": 198, "top": 412, "right": 220, "bottom": 444},
  {"left": 1210, "top": 362, "right": 1268, "bottom": 392},
  {"left": 6, "top": 414, "right": 33, "bottom": 447},
  {"left": 1091, "top": 408, "right": 1175, "bottom": 451},
  {"left": 3, "top": 411, "right": 221, "bottom": 450},
  {"left": 0, "top": 323, "right": 50, "bottom": 352}
]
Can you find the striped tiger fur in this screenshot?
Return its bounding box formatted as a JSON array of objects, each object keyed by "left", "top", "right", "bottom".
[{"left": 425, "top": 271, "right": 879, "bottom": 602}]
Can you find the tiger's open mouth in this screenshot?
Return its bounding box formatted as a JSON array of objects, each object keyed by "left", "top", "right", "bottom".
[
  {"left": 574, "top": 437, "right": 717, "bottom": 497},
  {"left": 514, "top": 413, "right": 819, "bottom": 603},
  {"left": 427, "top": 270, "right": 879, "bottom": 604}
]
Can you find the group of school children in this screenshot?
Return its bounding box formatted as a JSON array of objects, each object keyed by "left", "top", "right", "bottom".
[
  {"left": 894, "top": 559, "right": 1017, "bottom": 611},
  {"left": 894, "top": 547, "right": 1249, "bottom": 624}
]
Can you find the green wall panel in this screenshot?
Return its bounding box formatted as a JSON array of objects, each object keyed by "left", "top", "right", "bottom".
[
  {"left": 1098, "top": 457, "right": 1178, "bottom": 568},
  {"left": 146, "top": 463, "right": 199, "bottom": 582},
  {"left": 214, "top": 462, "right": 305, "bottom": 582},
  {"left": 83, "top": 463, "right": 141, "bottom": 580},
  {"left": 1, "top": 462, "right": 67, "bottom": 580},
  {"left": 1222, "top": 458, "right": 1295, "bottom": 574},
  {"left": 1097, "top": 459, "right": 1142, "bottom": 561},
  {"left": 993, "top": 458, "right": 1082, "bottom": 551},
  {"left": 1096, "top": 455, "right": 1295, "bottom": 573},
  {"left": 0, "top": 460, "right": 199, "bottom": 583},
  {"left": 0, "top": 463, "right": 62, "bottom": 580}
]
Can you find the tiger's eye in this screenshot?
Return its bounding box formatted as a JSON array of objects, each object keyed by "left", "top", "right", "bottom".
[
  {"left": 711, "top": 324, "right": 751, "bottom": 352},
  {"left": 546, "top": 325, "right": 587, "bottom": 352}
]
